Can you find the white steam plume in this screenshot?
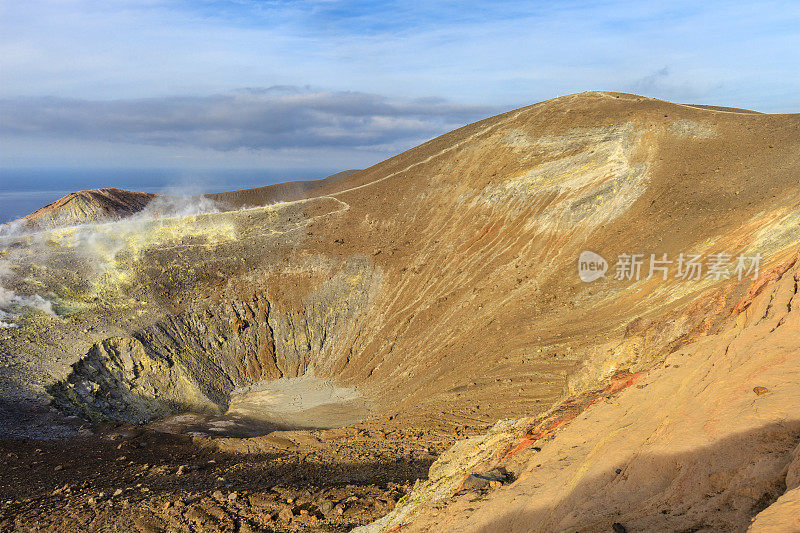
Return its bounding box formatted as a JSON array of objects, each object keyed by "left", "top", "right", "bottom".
[{"left": 0, "top": 180, "right": 228, "bottom": 329}]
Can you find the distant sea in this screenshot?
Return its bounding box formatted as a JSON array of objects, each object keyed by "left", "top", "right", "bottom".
[{"left": 0, "top": 168, "right": 332, "bottom": 224}]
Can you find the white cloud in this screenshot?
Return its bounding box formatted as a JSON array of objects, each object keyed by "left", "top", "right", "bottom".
[
  {"left": 0, "top": 88, "right": 500, "bottom": 153},
  {"left": 1, "top": 1, "right": 798, "bottom": 107},
  {"left": 1, "top": 0, "right": 799, "bottom": 168}
]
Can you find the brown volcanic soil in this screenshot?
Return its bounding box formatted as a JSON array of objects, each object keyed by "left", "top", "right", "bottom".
[
  {"left": 2, "top": 91, "right": 800, "bottom": 531},
  {"left": 208, "top": 170, "right": 359, "bottom": 210},
  {"left": 0, "top": 421, "right": 448, "bottom": 532}
]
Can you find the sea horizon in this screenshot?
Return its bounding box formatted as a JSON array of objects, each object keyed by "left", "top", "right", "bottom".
[{"left": 0, "top": 167, "right": 334, "bottom": 224}]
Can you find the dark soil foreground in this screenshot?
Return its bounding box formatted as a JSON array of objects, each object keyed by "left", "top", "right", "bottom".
[{"left": 0, "top": 422, "right": 453, "bottom": 532}]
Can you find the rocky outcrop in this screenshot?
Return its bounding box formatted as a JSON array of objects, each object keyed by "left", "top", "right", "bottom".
[
  {"left": 48, "top": 337, "right": 217, "bottom": 423},
  {"left": 13, "top": 188, "right": 155, "bottom": 231}
]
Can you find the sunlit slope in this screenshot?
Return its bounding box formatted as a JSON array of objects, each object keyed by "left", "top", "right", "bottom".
[
  {"left": 361, "top": 251, "right": 800, "bottom": 533},
  {"left": 1, "top": 91, "right": 799, "bottom": 440}
]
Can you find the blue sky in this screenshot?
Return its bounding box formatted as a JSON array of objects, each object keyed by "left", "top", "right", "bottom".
[{"left": 1, "top": 0, "right": 799, "bottom": 172}]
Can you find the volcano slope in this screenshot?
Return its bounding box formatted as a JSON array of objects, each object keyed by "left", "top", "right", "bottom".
[{"left": 1, "top": 91, "right": 800, "bottom": 531}]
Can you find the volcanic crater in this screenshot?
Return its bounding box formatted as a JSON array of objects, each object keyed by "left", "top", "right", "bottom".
[{"left": 3, "top": 92, "right": 800, "bottom": 532}]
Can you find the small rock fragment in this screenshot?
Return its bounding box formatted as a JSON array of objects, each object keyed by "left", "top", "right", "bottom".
[
  {"left": 319, "top": 499, "right": 334, "bottom": 514},
  {"left": 461, "top": 467, "right": 511, "bottom": 491}
]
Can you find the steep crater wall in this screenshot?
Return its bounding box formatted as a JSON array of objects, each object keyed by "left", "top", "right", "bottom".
[{"left": 49, "top": 256, "right": 382, "bottom": 426}]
